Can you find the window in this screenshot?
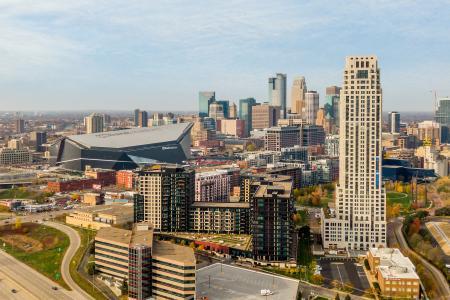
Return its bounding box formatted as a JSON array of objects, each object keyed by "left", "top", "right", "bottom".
[{"left": 356, "top": 70, "right": 368, "bottom": 79}]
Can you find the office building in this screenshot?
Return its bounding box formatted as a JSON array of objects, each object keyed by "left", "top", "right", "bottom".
[
  {"left": 7, "top": 139, "right": 23, "bottom": 150},
  {"left": 321, "top": 56, "right": 386, "bottom": 252},
  {"left": 280, "top": 145, "right": 308, "bottom": 162},
  {"left": 189, "top": 202, "right": 250, "bottom": 234},
  {"left": 268, "top": 73, "right": 287, "bottom": 118},
  {"left": 216, "top": 119, "right": 246, "bottom": 138},
  {"left": 252, "top": 103, "right": 280, "bottom": 130},
  {"left": 388, "top": 111, "right": 400, "bottom": 133},
  {"left": 0, "top": 147, "right": 32, "bottom": 165},
  {"left": 116, "top": 170, "right": 135, "bottom": 189},
  {"left": 301, "top": 124, "right": 326, "bottom": 146},
  {"left": 304, "top": 91, "right": 319, "bottom": 124},
  {"left": 55, "top": 123, "right": 192, "bottom": 171},
  {"left": 367, "top": 248, "right": 420, "bottom": 299},
  {"left": 216, "top": 100, "right": 230, "bottom": 118},
  {"left": 325, "top": 86, "right": 341, "bottom": 133},
  {"left": 136, "top": 110, "right": 148, "bottom": 127},
  {"left": 15, "top": 118, "right": 25, "bottom": 134},
  {"left": 195, "top": 170, "right": 230, "bottom": 202},
  {"left": 199, "top": 91, "right": 215, "bottom": 118},
  {"left": 229, "top": 102, "right": 237, "bottom": 119},
  {"left": 65, "top": 204, "right": 134, "bottom": 230},
  {"left": 435, "top": 97, "right": 450, "bottom": 143},
  {"left": 412, "top": 121, "right": 442, "bottom": 145},
  {"left": 325, "top": 134, "right": 340, "bottom": 157},
  {"left": 264, "top": 126, "right": 301, "bottom": 151},
  {"left": 239, "top": 98, "right": 257, "bottom": 135},
  {"left": 208, "top": 102, "right": 225, "bottom": 120},
  {"left": 84, "top": 113, "right": 105, "bottom": 134},
  {"left": 30, "top": 131, "right": 47, "bottom": 152},
  {"left": 291, "top": 76, "right": 307, "bottom": 115},
  {"left": 135, "top": 165, "right": 195, "bottom": 232},
  {"left": 134, "top": 109, "right": 140, "bottom": 127},
  {"left": 250, "top": 175, "right": 294, "bottom": 262},
  {"left": 95, "top": 223, "right": 196, "bottom": 300}
]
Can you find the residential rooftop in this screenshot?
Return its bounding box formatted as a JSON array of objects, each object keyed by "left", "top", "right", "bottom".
[
  {"left": 369, "top": 248, "right": 419, "bottom": 280},
  {"left": 153, "top": 241, "right": 196, "bottom": 265},
  {"left": 190, "top": 202, "right": 250, "bottom": 209},
  {"left": 74, "top": 203, "right": 133, "bottom": 216}
]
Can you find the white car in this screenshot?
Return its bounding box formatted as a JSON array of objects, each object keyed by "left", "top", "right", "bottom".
[{"left": 261, "top": 289, "right": 274, "bottom": 296}]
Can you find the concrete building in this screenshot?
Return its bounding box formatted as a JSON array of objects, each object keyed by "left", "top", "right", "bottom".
[
  {"left": 116, "top": 170, "right": 135, "bottom": 189},
  {"left": 229, "top": 102, "right": 237, "bottom": 119},
  {"left": 322, "top": 56, "right": 386, "bottom": 252},
  {"left": 435, "top": 97, "right": 450, "bottom": 137},
  {"left": 304, "top": 91, "right": 319, "bottom": 124},
  {"left": 15, "top": 118, "right": 25, "bottom": 134},
  {"left": 195, "top": 170, "right": 230, "bottom": 202},
  {"left": 388, "top": 111, "right": 401, "bottom": 133},
  {"left": 30, "top": 131, "right": 47, "bottom": 152},
  {"left": 324, "top": 86, "right": 341, "bottom": 133},
  {"left": 264, "top": 126, "right": 300, "bottom": 151},
  {"left": 268, "top": 73, "right": 287, "bottom": 118},
  {"left": 325, "top": 134, "right": 340, "bottom": 157},
  {"left": 135, "top": 165, "right": 195, "bottom": 232},
  {"left": 216, "top": 100, "right": 230, "bottom": 119},
  {"left": 199, "top": 91, "right": 215, "bottom": 118},
  {"left": 301, "top": 124, "right": 326, "bottom": 146},
  {"left": 239, "top": 98, "right": 257, "bottom": 135},
  {"left": 251, "top": 103, "right": 280, "bottom": 130},
  {"left": 82, "top": 192, "right": 105, "bottom": 206},
  {"left": 208, "top": 102, "right": 225, "bottom": 120},
  {"left": 216, "top": 119, "right": 246, "bottom": 138},
  {"left": 291, "top": 76, "right": 307, "bottom": 115},
  {"left": 408, "top": 121, "right": 441, "bottom": 146},
  {"left": 0, "top": 147, "right": 32, "bottom": 165},
  {"left": 95, "top": 223, "right": 196, "bottom": 300},
  {"left": 189, "top": 202, "right": 250, "bottom": 234},
  {"left": 250, "top": 175, "right": 294, "bottom": 263},
  {"left": 84, "top": 113, "right": 105, "bottom": 134},
  {"left": 65, "top": 204, "right": 133, "bottom": 230},
  {"left": 367, "top": 248, "right": 420, "bottom": 299}
]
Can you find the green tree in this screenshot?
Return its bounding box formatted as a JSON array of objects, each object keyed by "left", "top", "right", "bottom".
[
  {"left": 344, "top": 295, "right": 351, "bottom": 300},
  {"left": 335, "top": 293, "right": 341, "bottom": 300},
  {"left": 87, "top": 262, "right": 96, "bottom": 275},
  {"left": 121, "top": 280, "right": 128, "bottom": 295},
  {"left": 246, "top": 143, "right": 256, "bottom": 151}
]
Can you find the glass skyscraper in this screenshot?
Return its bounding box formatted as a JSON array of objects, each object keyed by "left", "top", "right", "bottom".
[
  {"left": 198, "top": 91, "right": 215, "bottom": 118},
  {"left": 239, "top": 98, "right": 257, "bottom": 135}
]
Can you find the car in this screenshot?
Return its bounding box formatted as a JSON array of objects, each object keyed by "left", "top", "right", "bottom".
[
  {"left": 11, "top": 289, "right": 17, "bottom": 293},
  {"left": 52, "top": 286, "right": 58, "bottom": 291}
]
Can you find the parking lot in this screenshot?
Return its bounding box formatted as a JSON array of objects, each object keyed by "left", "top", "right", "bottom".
[
  {"left": 197, "top": 263, "right": 299, "bottom": 300},
  {"left": 318, "top": 257, "right": 370, "bottom": 296}
]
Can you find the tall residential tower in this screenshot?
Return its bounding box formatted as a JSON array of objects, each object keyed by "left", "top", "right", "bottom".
[{"left": 321, "top": 56, "right": 386, "bottom": 252}]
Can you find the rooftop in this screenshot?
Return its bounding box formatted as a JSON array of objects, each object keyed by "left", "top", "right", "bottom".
[
  {"left": 95, "top": 226, "right": 132, "bottom": 245},
  {"left": 67, "top": 122, "right": 192, "bottom": 149},
  {"left": 254, "top": 181, "right": 292, "bottom": 199},
  {"left": 73, "top": 204, "right": 133, "bottom": 216},
  {"left": 153, "top": 241, "right": 196, "bottom": 264},
  {"left": 369, "top": 248, "right": 419, "bottom": 280}
]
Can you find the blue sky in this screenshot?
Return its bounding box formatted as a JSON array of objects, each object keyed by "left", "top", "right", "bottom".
[{"left": 0, "top": 0, "right": 449, "bottom": 111}]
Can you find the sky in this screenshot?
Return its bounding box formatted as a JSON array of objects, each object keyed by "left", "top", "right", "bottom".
[{"left": 0, "top": 0, "right": 449, "bottom": 112}]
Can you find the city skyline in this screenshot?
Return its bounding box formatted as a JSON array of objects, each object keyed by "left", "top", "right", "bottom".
[{"left": 0, "top": 1, "right": 449, "bottom": 111}]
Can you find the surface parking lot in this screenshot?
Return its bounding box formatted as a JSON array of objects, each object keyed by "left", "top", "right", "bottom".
[
  {"left": 196, "top": 263, "right": 299, "bottom": 300},
  {"left": 318, "top": 257, "right": 370, "bottom": 296}
]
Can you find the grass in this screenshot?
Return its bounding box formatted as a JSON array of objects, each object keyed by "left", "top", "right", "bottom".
[
  {"left": 68, "top": 226, "right": 108, "bottom": 300},
  {"left": 0, "top": 187, "right": 53, "bottom": 203},
  {"left": 0, "top": 222, "right": 70, "bottom": 289},
  {"left": 386, "top": 192, "right": 411, "bottom": 208},
  {"left": 0, "top": 205, "right": 11, "bottom": 212}
]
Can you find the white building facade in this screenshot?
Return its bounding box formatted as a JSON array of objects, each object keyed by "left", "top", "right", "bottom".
[{"left": 322, "top": 56, "right": 386, "bottom": 252}]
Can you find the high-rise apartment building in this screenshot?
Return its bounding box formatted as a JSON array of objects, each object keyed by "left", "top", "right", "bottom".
[
  {"left": 250, "top": 175, "right": 294, "bottom": 262},
  {"left": 268, "top": 73, "right": 287, "bottom": 118},
  {"left": 239, "top": 98, "right": 257, "bottom": 135},
  {"left": 388, "top": 111, "right": 400, "bottom": 133},
  {"left": 322, "top": 56, "right": 386, "bottom": 252},
  {"left": 84, "top": 113, "right": 104, "bottom": 134},
  {"left": 304, "top": 91, "right": 319, "bottom": 124},
  {"left": 135, "top": 165, "right": 195, "bottom": 232},
  {"left": 195, "top": 170, "right": 230, "bottom": 202},
  {"left": 252, "top": 103, "right": 280, "bottom": 130},
  {"left": 229, "top": 102, "right": 237, "bottom": 119},
  {"left": 264, "top": 126, "right": 301, "bottom": 151},
  {"left": 199, "top": 91, "right": 215, "bottom": 118},
  {"left": 291, "top": 76, "right": 307, "bottom": 115},
  {"left": 15, "top": 118, "right": 25, "bottom": 134}
]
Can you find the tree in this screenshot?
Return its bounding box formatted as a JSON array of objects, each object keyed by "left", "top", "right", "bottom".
[
  {"left": 246, "top": 143, "right": 256, "bottom": 152},
  {"left": 335, "top": 293, "right": 341, "bottom": 300},
  {"left": 311, "top": 274, "right": 324, "bottom": 285},
  {"left": 408, "top": 218, "right": 421, "bottom": 236},
  {"left": 120, "top": 280, "right": 128, "bottom": 295},
  {"left": 293, "top": 188, "right": 301, "bottom": 198},
  {"left": 189, "top": 242, "right": 195, "bottom": 249},
  {"left": 344, "top": 295, "right": 351, "bottom": 300},
  {"left": 87, "top": 262, "right": 95, "bottom": 275}
]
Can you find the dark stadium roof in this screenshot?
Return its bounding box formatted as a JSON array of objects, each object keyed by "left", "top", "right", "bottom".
[{"left": 67, "top": 123, "right": 192, "bottom": 149}]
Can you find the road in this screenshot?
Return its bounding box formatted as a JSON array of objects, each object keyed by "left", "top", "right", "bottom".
[
  {"left": 0, "top": 208, "right": 75, "bottom": 227},
  {"left": 0, "top": 248, "right": 78, "bottom": 300},
  {"left": 391, "top": 220, "right": 450, "bottom": 300},
  {"left": 45, "top": 221, "right": 93, "bottom": 300}
]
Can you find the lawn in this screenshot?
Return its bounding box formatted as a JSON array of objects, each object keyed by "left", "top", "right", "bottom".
[
  {"left": 386, "top": 192, "right": 411, "bottom": 208},
  {"left": 298, "top": 226, "right": 313, "bottom": 266},
  {"left": 0, "top": 187, "right": 54, "bottom": 203},
  {"left": 0, "top": 222, "right": 70, "bottom": 289}
]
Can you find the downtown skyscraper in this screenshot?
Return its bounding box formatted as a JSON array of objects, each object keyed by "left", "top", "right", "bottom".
[
  {"left": 321, "top": 56, "right": 386, "bottom": 252},
  {"left": 268, "top": 73, "right": 287, "bottom": 118}
]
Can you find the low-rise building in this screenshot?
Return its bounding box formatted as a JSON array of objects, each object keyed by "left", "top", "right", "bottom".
[
  {"left": 367, "top": 248, "right": 420, "bottom": 299},
  {"left": 82, "top": 192, "right": 105, "bottom": 206},
  {"left": 95, "top": 223, "right": 196, "bottom": 300},
  {"left": 116, "top": 170, "right": 135, "bottom": 189},
  {"left": 65, "top": 204, "right": 133, "bottom": 230}
]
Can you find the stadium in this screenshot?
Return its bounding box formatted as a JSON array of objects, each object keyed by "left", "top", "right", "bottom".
[{"left": 54, "top": 123, "right": 192, "bottom": 171}]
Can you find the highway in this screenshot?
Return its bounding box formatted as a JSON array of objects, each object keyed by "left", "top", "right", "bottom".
[
  {"left": 391, "top": 220, "right": 450, "bottom": 300},
  {"left": 45, "top": 221, "right": 94, "bottom": 300},
  {"left": 0, "top": 248, "right": 78, "bottom": 299}
]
